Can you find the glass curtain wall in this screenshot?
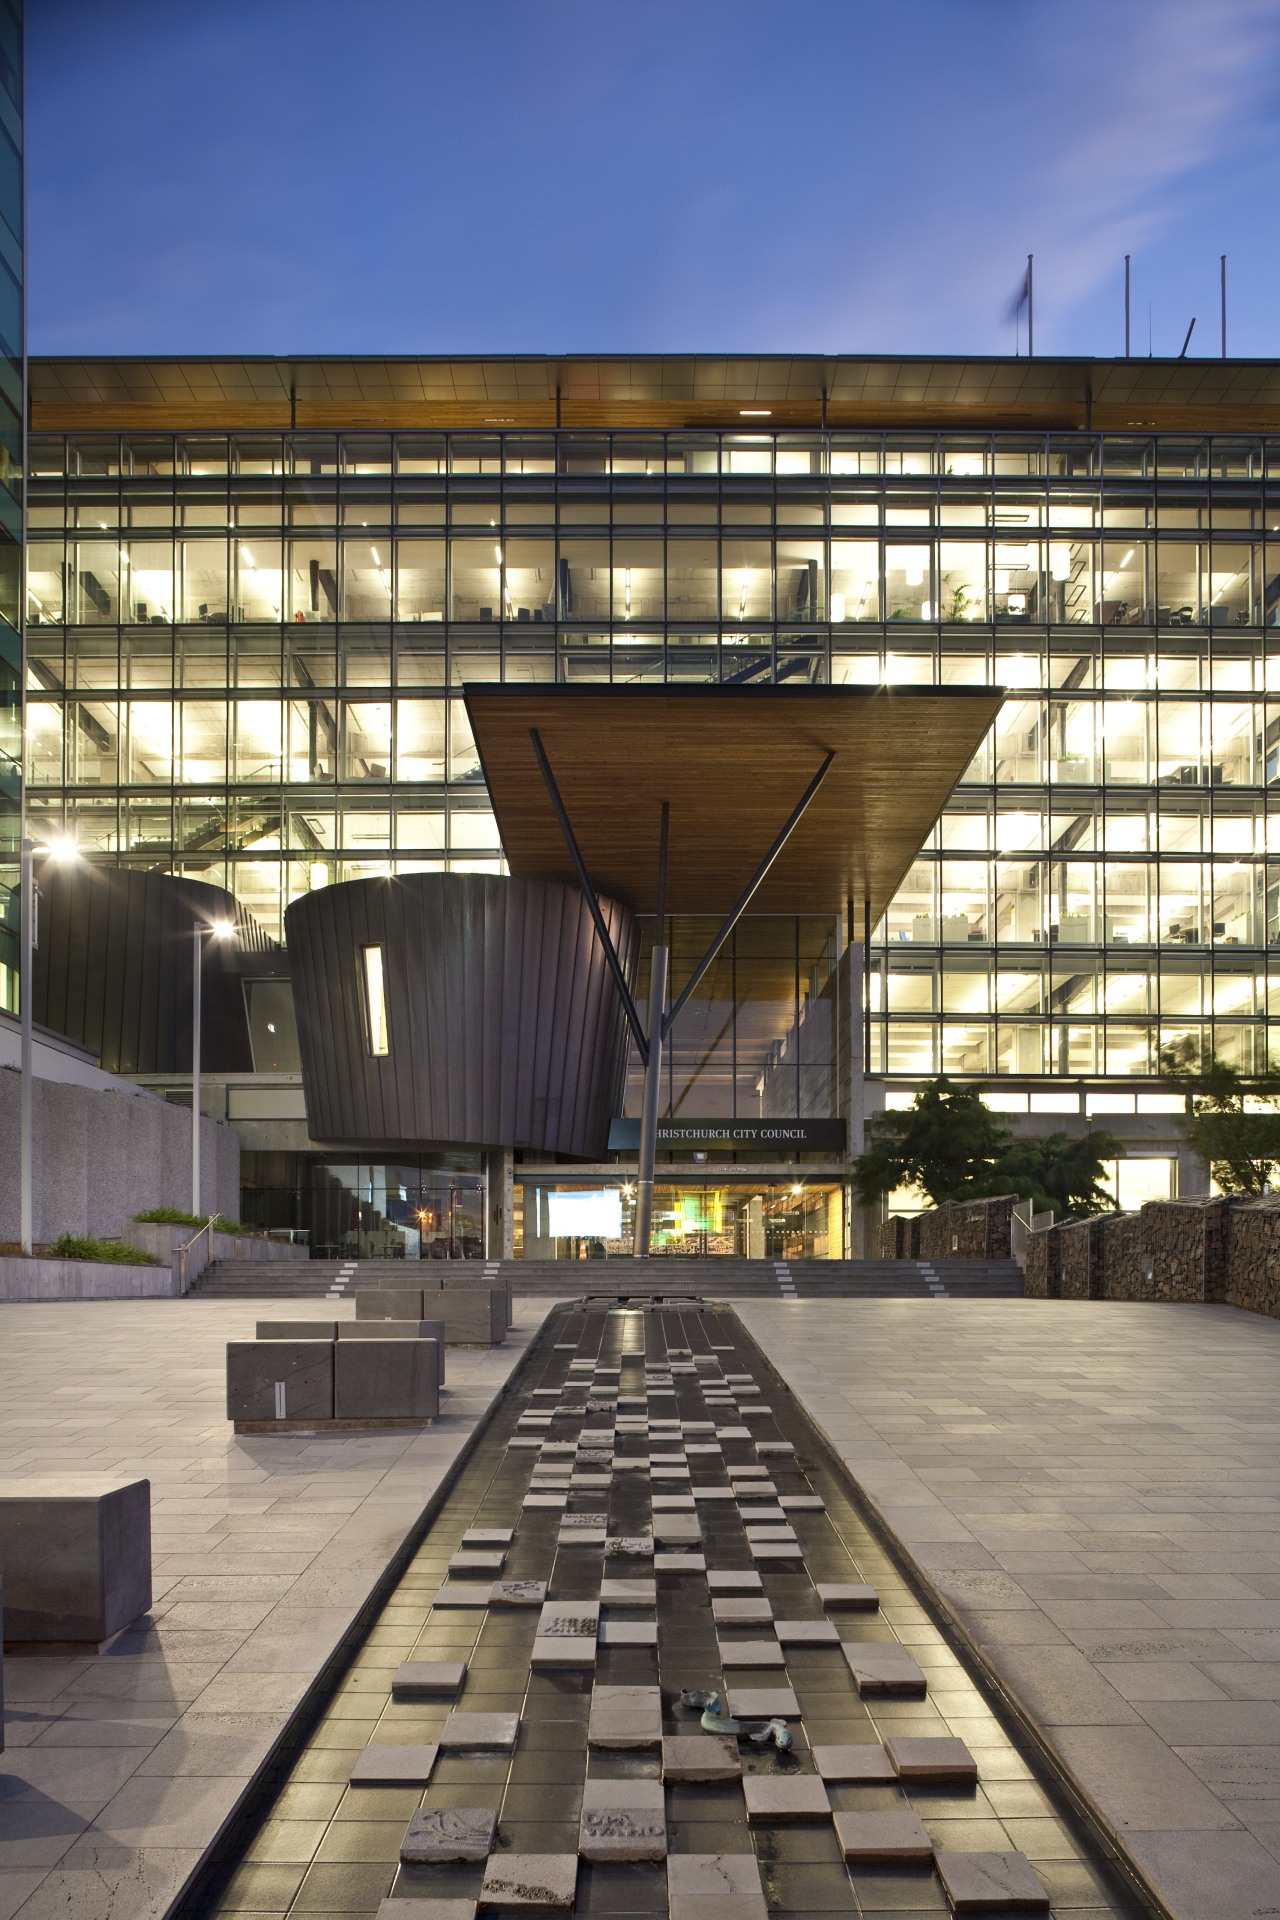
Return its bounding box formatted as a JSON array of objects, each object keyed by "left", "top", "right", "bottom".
[
  {"left": 23, "top": 422, "right": 1280, "bottom": 1083},
  {"left": 0, "top": 0, "right": 20, "bottom": 1011}
]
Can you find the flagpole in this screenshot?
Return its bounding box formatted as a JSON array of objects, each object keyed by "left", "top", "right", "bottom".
[{"left": 1027, "top": 255, "right": 1034, "bottom": 357}]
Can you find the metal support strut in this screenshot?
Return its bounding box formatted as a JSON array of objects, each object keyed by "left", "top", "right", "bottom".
[{"left": 634, "top": 803, "right": 669, "bottom": 1258}]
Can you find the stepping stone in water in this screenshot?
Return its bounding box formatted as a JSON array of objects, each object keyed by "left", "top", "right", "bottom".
[
  {"left": 538, "top": 1602, "right": 600, "bottom": 1635},
  {"left": 654, "top": 1552, "right": 705, "bottom": 1571},
  {"left": 522, "top": 1494, "right": 567, "bottom": 1509},
  {"left": 438, "top": 1711, "right": 520, "bottom": 1751},
  {"left": 779, "top": 1495, "right": 824, "bottom": 1512},
  {"left": 742, "top": 1520, "right": 793, "bottom": 1536},
  {"left": 606, "top": 1535, "right": 654, "bottom": 1557},
  {"left": 728, "top": 1466, "right": 769, "bottom": 1478},
  {"left": 843, "top": 1643, "right": 927, "bottom": 1696},
  {"left": 662, "top": 1733, "right": 742, "bottom": 1782},
  {"left": 715, "top": 1427, "right": 751, "bottom": 1439},
  {"left": 600, "top": 1578, "right": 656, "bottom": 1606},
  {"left": 377, "top": 1901, "right": 474, "bottom": 1920},
  {"left": 432, "top": 1582, "right": 492, "bottom": 1608},
  {"left": 491, "top": 1580, "right": 546, "bottom": 1608},
  {"left": 479, "top": 1854, "right": 578, "bottom": 1912},
  {"left": 773, "top": 1619, "right": 838, "bottom": 1645},
  {"left": 726, "top": 1686, "right": 798, "bottom": 1719},
  {"left": 888, "top": 1735, "right": 978, "bottom": 1783},
  {"left": 835, "top": 1808, "right": 934, "bottom": 1863},
  {"left": 578, "top": 1778, "right": 667, "bottom": 1861},
  {"left": 588, "top": 1683, "right": 662, "bottom": 1748},
  {"left": 667, "top": 1853, "right": 768, "bottom": 1920},
  {"left": 449, "top": 1551, "right": 505, "bottom": 1574},
  {"left": 399, "top": 1805, "right": 496, "bottom": 1862},
  {"left": 652, "top": 1494, "right": 696, "bottom": 1510},
  {"left": 463, "top": 1527, "right": 514, "bottom": 1546},
  {"left": 350, "top": 1744, "right": 439, "bottom": 1786},
  {"left": 532, "top": 1635, "right": 596, "bottom": 1668},
  {"left": 599, "top": 1619, "right": 658, "bottom": 1646},
  {"left": 756, "top": 1441, "right": 794, "bottom": 1456},
  {"left": 692, "top": 1487, "right": 736, "bottom": 1501},
  {"left": 556, "top": 1526, "right": 607, "bottom": 1547},
  {"left": 742, "top": 1774, "right": 832, "bottom": 1822},
  {"left": 934, "top": 1850, "right": 1049, "bottom": 1912},
  {"left": 653, "top": 1515, "right": 702, "bottom": 1545},
  {"left": 811, "top": 1743, "right": 896, "bottom": 1783},
  {"left": 717, "top": 1637, "right": 784, "bottom": 1667},
  {"left": 391, "top": 1661, "right": 467, "bottom": 1698},
  {"left": 712, "top": 1597, "right": 773, "bottom": 1624},
  {"left": 817, "top": 1582, "right": 879, "bottom": 1611},
  {"left": 707, "top": 1570, "right": 763, "bottom": 1592},
  {"left": 749, "top": 1540, "right": 801, "bottom": 1560}
]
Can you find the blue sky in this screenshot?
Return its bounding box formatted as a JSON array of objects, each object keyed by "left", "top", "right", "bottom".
[{"left": 27, "top": 0, "right": 1280, "bottom": 359}]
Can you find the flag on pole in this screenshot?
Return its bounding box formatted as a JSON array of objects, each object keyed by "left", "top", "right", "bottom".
[
  {"left": 1005, "top": 256, "right": 1033, "bottom": 354},
  {"left": 1005, "top": 262, "right": 1031, "bottom": 325}
]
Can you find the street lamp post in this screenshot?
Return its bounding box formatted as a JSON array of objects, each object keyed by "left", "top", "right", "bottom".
[
  {"left": 191, "top": 918, "right": 235, "bottom": 1218},
  {"left": 19, "top": 837, "right": 79, "bottom": 1254}
]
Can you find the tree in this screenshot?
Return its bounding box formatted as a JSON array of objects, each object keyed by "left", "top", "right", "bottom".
[
  {"left": 852, "top": 1078, "right": 1011, "bottom": 1209},
  {"left": 1159, "top": 1038, "right": 1280, "bottom": 1196},
  {"left": 853, "top": 1076, "right": 1122, "bottom": 1219}
]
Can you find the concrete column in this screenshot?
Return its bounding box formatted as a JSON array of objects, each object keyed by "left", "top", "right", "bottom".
[{"left": 485, "top": 1149, "right": 515, "bottom": 1259}]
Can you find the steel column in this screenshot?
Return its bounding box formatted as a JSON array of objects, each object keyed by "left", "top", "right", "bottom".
[
  {"left": 633, "top": 803, "right": 669, "bottom": 1258},
  {"left": 19, "top": 838, "right": 33, "bottom": 1254}
]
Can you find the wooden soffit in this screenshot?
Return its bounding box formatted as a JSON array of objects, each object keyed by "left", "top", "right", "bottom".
[
  {"left": 28, "top": 353, "right": 1280, "bottom": 434},
  {"left": 463, "top": 684, "right": 1002, "bottom": 921}
]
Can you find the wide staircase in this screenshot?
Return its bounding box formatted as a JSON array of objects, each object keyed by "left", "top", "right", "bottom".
[{"left": 190, "top": 1254, "right": 1022, "bottom": 1301}]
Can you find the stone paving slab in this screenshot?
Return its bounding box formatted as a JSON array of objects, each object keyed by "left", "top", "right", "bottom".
[
  {"left": 738, "top": 1297, "right": 1280, "bottom": 1920},
  {"left": 0, "top": 1297, "right": 547, "bottom": 1920}
]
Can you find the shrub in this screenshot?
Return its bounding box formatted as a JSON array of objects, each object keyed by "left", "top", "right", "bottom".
[
  {"left": 51, "top": 1233, "right": 162, "bottom": 1266},
  {"left": 133, "top": 1206, "right": 206, "bottom": 1227}
]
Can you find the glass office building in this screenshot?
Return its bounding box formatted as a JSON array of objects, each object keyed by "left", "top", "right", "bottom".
[
  {"left": 0, "top": 0, "right": 21, "bottom": 1011},
  {"left": 21, "top": 354, "right": 1280, "bottom": 1222}
]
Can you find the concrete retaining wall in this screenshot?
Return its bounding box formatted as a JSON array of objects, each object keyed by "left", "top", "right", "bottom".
[
  {"left": 120, "top": 1221, "right": 309, "bottom": 1289},
  {"left": 0, "top": 1256, "right": 179, "bottom": 1300},
  {"left": 0, "top": 1066, "right": 239, "bottom": 1244}
]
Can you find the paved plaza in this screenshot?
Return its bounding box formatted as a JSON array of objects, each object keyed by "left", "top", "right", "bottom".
[
  {"left": 739, "top": 1297, "right": 1280, "bottom": 1920},
  {"left": 2, "top": 1293, "right": 1279, "bottom": 1920},
  {"left": 0, "top": 1299, "right": 547, "bottom": 1920}
]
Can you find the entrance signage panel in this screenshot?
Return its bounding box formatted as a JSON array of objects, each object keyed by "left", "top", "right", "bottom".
[{"left": 607, "top": 1118, "right": 847, "bottom": 1155}]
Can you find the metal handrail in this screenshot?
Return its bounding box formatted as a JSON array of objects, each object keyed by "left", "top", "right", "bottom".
[{"left": 178, "top": 1215, "right": 216, "bottom": 1295}]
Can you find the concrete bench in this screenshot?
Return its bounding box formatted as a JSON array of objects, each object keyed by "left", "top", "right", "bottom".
[
  {"left": 0, "top": 1477, "right": 152, "bottom": 1652},
  {"left": 256, "top": 1318, "right": 446, "bottom": 1383},
  {"left": 227, "top": 1336, "right": 439, "bottom": 1431},
  {"left": 335, "top": 1338, "right": 439, "bottom": 1422},
  {"left": 356, "top": 1287, "right": 505, "bottom": 1345}
]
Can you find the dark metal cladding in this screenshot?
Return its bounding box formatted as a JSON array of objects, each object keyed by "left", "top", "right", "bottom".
[
  {"left": 27, "top": 866, "right": 262, "bottom": 1074},
  {"left": 285, "top": 873, "right": 637, "bottom": 1157}
]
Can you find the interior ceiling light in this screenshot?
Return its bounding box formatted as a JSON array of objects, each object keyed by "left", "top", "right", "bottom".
[{"left": 740, "top": 409, "right": 771, "bottom": 416}]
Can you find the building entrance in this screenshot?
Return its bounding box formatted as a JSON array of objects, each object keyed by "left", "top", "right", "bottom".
[{"left": 515, "top": 1178, "right": 845, "bottom": 1260}]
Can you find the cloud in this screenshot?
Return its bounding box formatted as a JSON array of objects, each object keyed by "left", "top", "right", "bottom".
[{"left": 753, "top": 0, "right": 1280, "bottom": 355}]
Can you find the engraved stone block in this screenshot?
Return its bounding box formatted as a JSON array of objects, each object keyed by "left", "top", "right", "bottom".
[
  {"left": 400, "top": 1805, "right": 496, "bottom": 1862},
  {"left": 578, "top": 1778, "right": 666, "bottom": 1862},
  {"left": 478, "top": 1854, "right": 578, "bottom": 1912}
]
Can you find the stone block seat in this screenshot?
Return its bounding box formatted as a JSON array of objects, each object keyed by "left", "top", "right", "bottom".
[
  {"left": 0, "top": 1476, "right": 152, "bottom": 1652},
  {"left": 355, "top": 1284, "right": 506, "bottom": 1345},
  {"left": 227, "top": 1333, "right": 439, "bottom": 1432}
]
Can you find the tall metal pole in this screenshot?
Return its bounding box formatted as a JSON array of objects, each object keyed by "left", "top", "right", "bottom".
[
  {"left": 1124, "top": 256, "right": 1131, "bottom": 357},
  {"left": 633, "top": 803, "right": 669, "bottom": 1259},
  {"left": 19, "top": 837, "right": 33, "bottom": 1254},
  {"left": 1026, "top": 255, "right": 1034, "bottom": 358},
  {"left": 191, "top": 923, "right": 202, "bottom": 1217},
  {"left": 1221, "top": 254, "right": 1227, "bottom": 358}
]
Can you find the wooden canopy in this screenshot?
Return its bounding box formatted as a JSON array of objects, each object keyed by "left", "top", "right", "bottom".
[{"left": 464, "top": 684, "right": 1002, "bottom": 921}]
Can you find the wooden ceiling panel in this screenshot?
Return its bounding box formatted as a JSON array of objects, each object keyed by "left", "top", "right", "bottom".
[{"left": 464, "top": 684, "right": 1001, "bottom": 921}]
